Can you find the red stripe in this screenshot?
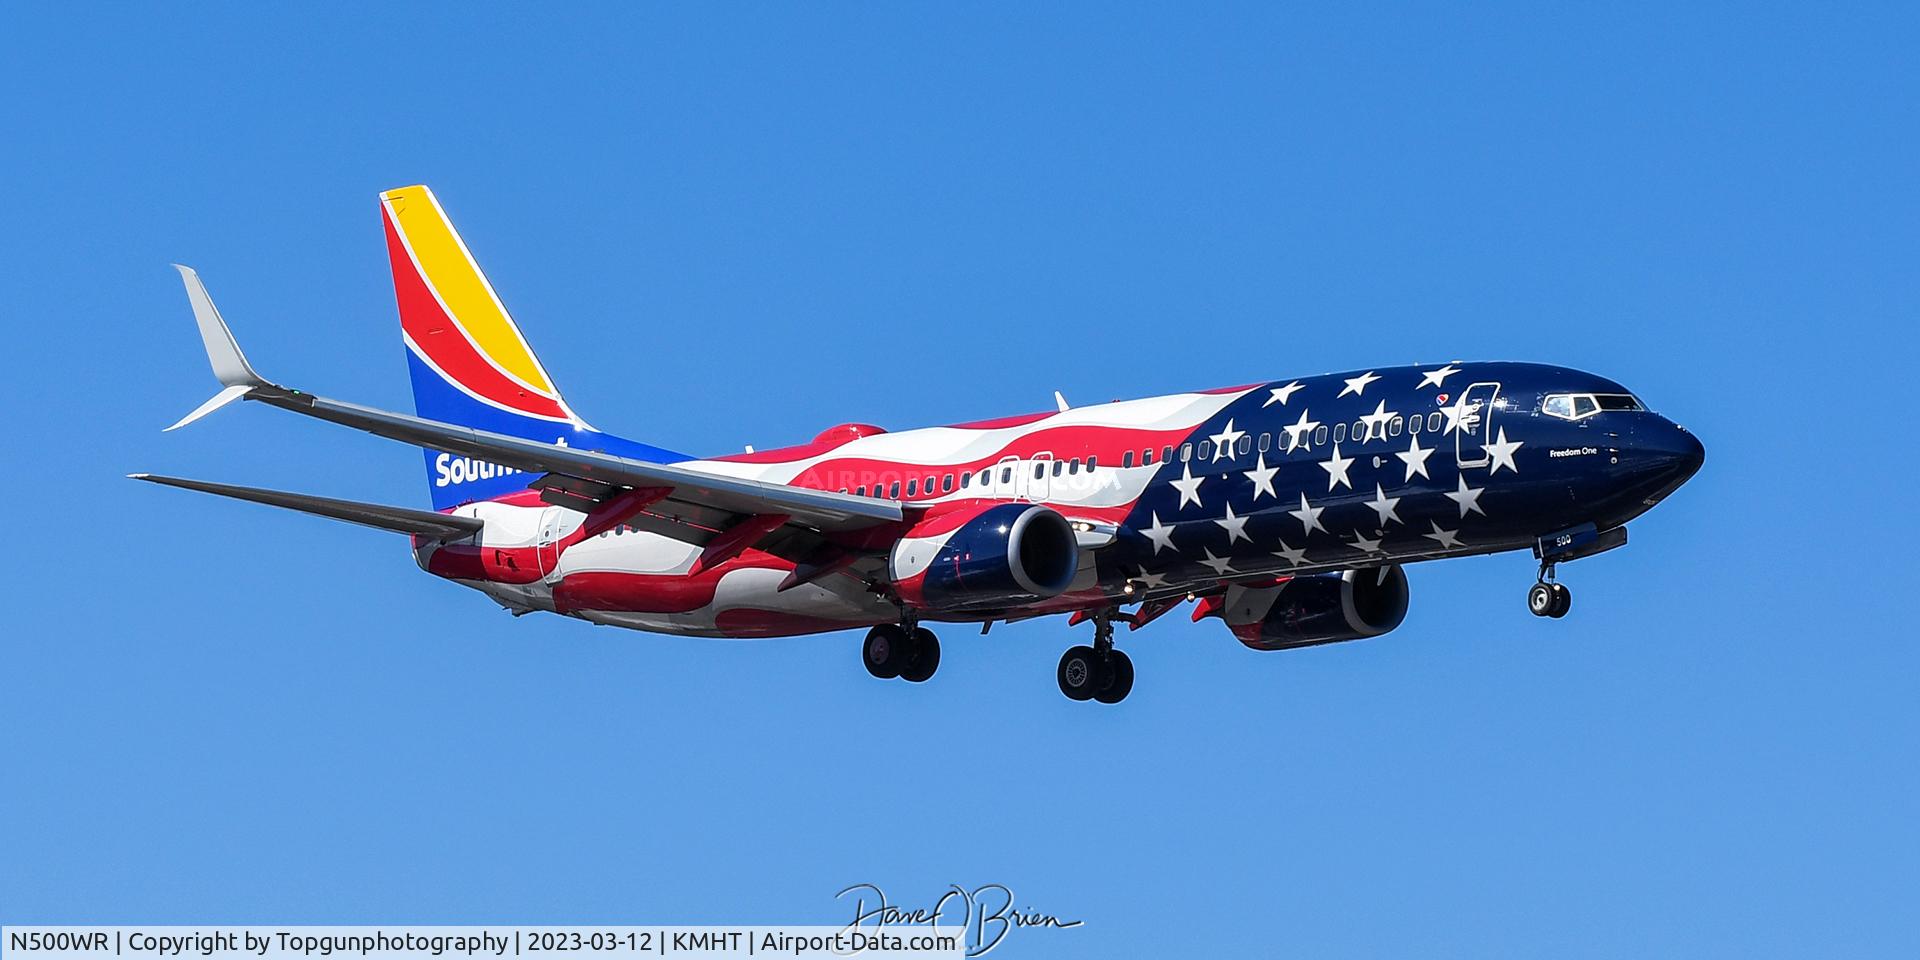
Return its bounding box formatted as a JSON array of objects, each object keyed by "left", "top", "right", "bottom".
[{"left": 384, "top": 210, "right": 569, "bottom": 421}]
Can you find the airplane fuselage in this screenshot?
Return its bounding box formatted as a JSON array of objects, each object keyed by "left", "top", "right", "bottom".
[{"left": 413, "top": 360, "right": 1703, "bottom": 639}]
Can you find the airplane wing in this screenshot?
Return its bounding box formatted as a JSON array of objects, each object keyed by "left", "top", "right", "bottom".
[
  {"left": 130, "top": 474, "right": 486, "bottom": 538},
  {"left": 161, "top": 266, "right": 905, "bottom": 543}
]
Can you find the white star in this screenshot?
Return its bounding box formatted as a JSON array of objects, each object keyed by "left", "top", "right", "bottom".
[
  {"left": 1485, "top": 427, "right": 1524, "bottom": 475},
  {"left": 1442, "top": 396, "right": 1479, "bottom": 436},
  {"left": 1289, "top": 492, "right": 1326, "bottom": 536},
  {"left": 1339, "top": 370, "right": 1381, "bottom": 398},
  {"left": 1283, "top": 408, "right": 1320, "bottom": 453},
  {"left": 1214, "top": 502, "right": 1251, "bottom": 544},
  {"left": 1263, "top": 381, "right": 1304, "bottom": 407},
  {"left": 1418, "top": 363, "right": 1462, "bottom": 389},
  {"left": 1445, "top": 474, "right": 1486, "bottom": 518},
  {"left": 1396, "top": 434, "right": 1435, "bottom": 481},
  {"left": 1358, "top": 399, "right": 1396, "bottom": 443},
  {"left": 1243, "top": 454, "right": 1278, "bottom": 501},
  {"left": 1348, "top": 529, "right": 1384, "bottom": 555},
  {"left": 1273, "top": 539, "right": 1309, "bottom": 567},
  {"left": 1208, "top": 419, "right": 1246, "bottom": 462},
  {"left": 1319, "top": 442, "right": 1355, "bottom": 491},
  {"left": 1170, "top": 464, "right": 1206, "bottom": 509},
  {"left": 1365, "top": 483, "right": 1402, "bottom": 526},
  {"left": 1423, "top": 520, "right": 1463, "bottom": 550},
  {"left": 1200, "top": 548, "right": 1236, "bottom": 576},
  {"left": 1142, "top": 511, "right": 1178, "bottom": 554},
  {"left": 1133, "top": 567, "right": 1169, "bottom": 589}
]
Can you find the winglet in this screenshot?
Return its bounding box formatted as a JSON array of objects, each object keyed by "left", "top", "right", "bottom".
[
  {"left": 173, "top": 264, "right": 266, "bottom": 389},
  {"left": 167, "top": 264, "right": 268, "bottom": 430},
  {"left": 164, "top": 383, "right": 254, "bottom": 432}
]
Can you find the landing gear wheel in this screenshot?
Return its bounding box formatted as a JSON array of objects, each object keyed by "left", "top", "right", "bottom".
[
  {"left": 900, "top": 628, "right": 941, "bottom": 682},
  {"left": 863, "top": 624, "right": 908, "bottom": 679},
  {"left": 1528, "top": 579, "right": 1559, "bottom": 618},
  {"left": 1057, "top": 645, "right": 1099, "bottom": 701},
  {"left": 1528, "top": 582, "right": 1556, "bottom": 618},
  {"left": 1092, "top": 650, "right": 1134, "bottom": 704},
  {"left": 1547, "top": 582, "right": 1571, "bottom": 619}
]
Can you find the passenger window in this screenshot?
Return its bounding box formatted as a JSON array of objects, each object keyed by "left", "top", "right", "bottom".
[
  {"left": 889, "top": 481, "right": 901, "bottom": 499},
  {"left": 942, "top": 474, "right": 954, "bottom": 493},
  {"left": 1352, "top": 420, "right": 1365, "bottom": 440},
  {"left": 1123, "top": 451, "right": 1135, "bottom": 468},
  {"left": 1000, "top": 468, "right": 1012, "bottom": 485},
  {"left": 1143, "top": 447, "right": 1156, "bottom": 465},
  {"left": 1068, "top": 459, "right": 1079, "bottom": 475},
  {"left": 1427, "top": 412, "right": 1442, "bottom": 432},
  {"left": 1088, "top": 456, "right": 1098, "bottom": 470},
  {"left": 1236, "top": 436, "right": 1251, "bottom": 455},
  {"left": 1053, "top": 460, "right": 1064, "bottom": 477},
  {"left": 1409, "top": 414, "right": 1422, "bottom": 435},
  {"left": 1035, "top": 463, "right": 1046, "bottom": 479},
  {"left": 906, "top": 479, "right": 917, "bottom": 497},
  {"left": 1389, "top": 416, "right": 1403, "bottom": 437},
  {"left": 1181, "top": 443, "right": 1193, "bottom": 462},
  {"left": 1313, "top": 425, "right": 1328, "bottom": 445},
  {"left": 1197, "top": 440, "right": 1213, "bottom": 460},
  {"left": 1334, "top": 423, "right": 1346, "bottom": 443},
  {"left": 959, "top": 471, "right": 971, "bottom": 488},
  {"left": 1258, "top": 433, "right": 1270, "bottom": 452},
  {"left": 856, "top": 485, "right": 866, "bottom": 496}
]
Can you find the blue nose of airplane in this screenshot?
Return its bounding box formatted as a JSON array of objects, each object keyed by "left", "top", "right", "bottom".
[{"left": 1629, "top": 418, "right": 1705, "bottom": 501}]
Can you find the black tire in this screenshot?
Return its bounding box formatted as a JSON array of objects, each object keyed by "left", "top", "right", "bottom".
[
  {"left": 1093, "top": 650, "right": 1134, "bottom": 704},
  {"left": 863, "top": 624, "right": 907, "bottom": 679},
  {"left": 1057, "top": 645, "right": 1099, "bottom": 701},
  {"left": 901, "top": 628, "right": 941, "bottom": 683},
  {"left": 1548, "top": 583, "right": 1572, "bottom": 619},
  {"left": 1528, "top": 582, "right": 1555, "bottom": 617}
]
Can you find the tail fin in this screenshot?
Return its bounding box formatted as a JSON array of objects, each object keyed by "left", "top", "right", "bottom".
[{"left": 379, "top": 186, "right": 681, "bottom": 508}]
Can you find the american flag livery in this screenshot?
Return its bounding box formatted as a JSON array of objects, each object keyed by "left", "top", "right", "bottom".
[{"left": 143, "top": 186, "right": 1705, "bottom": 704}]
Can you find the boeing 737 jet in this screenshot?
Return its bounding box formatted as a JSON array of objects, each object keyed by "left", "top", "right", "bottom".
[{"left": 138, "top": 186, "right": 1704, "bottom": 704}]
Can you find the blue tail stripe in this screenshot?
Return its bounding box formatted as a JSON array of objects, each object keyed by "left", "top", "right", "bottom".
[{"left": 406, "top": 350, "right": 687, "bottom": 510}]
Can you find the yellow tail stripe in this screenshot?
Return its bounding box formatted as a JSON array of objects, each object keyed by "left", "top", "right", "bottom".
[{"left": 381, "top": 186, "right": 555, "bottom": 396}]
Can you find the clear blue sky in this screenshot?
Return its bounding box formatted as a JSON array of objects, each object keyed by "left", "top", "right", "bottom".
[{"left": 3, "top": 3, "right": 1915, "bottom": 955}]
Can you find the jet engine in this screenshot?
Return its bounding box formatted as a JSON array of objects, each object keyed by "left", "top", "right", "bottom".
[
  {"left": 889, "top": 502, "right": 1080, "bottom": 612},
  {"left": 1216, "top": 566, "right": 1410, "bottom": 651}
]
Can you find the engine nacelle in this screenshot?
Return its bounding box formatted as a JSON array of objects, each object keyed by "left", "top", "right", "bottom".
[
  {"left": 1221, "top": 566, "right": 1410, "bottom": 651},
  {"left": 889, "top": 502, "right": 1080, "bottom": 612}
]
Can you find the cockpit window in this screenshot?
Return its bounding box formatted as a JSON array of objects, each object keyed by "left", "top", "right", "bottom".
[{"left": 1544, "top": 392, "right": 1643, "bottom": 421}]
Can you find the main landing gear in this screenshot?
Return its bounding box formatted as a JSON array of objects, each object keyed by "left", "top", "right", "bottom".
[
  {"left": 1527, "top": 562, "right": 1572, "bottom": 619},
  {"left": 1057, "top": 614, "right": 1133, "bottom": 705},
  {"left": 863, "top": 623, "right": 940, "bottom": 682}
]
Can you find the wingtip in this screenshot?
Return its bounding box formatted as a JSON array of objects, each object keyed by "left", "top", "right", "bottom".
[{"left": 127, "top": 472, "right": 151, "bottom": 480}]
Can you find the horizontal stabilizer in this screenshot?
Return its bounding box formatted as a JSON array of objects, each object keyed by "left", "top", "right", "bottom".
[{"left": 130, "top": 474, "right": 484, "bottom": 539}]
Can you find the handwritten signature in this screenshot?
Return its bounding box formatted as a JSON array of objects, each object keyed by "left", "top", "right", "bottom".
[{"left": 835, "top": 883, "right": 1080, "bottom": 956}]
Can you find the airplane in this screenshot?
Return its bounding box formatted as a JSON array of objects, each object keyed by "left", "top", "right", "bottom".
[{"left": 137, "top": 185, "right": 1705, "bottom": 705}]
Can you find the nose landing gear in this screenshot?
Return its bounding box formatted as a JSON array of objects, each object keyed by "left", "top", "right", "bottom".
[
  {"left": 1057, "top": 613, "right": 1133, "bottom": 704},
  {"left": 1527, "top": 563, "right": 1572, "bottom": 619},
  {"left": 863, "top": 623, "right": 941, "bottom": 682}
]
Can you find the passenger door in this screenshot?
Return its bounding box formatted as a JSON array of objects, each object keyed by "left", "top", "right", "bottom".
[
  {"left": 1029, "top": 452, "right": 1053, "bottom": 502},
  {"left": 1455, "top": 382, "right": 1501, "bottom": 467},
  {"left": 990, "top": 456, "right": 1020, "bottom": 499}
]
